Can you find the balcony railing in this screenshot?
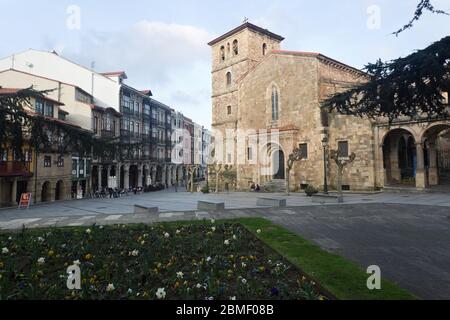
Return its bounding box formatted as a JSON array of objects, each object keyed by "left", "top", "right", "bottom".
[
  {"left": 101, "top": 130, "right": 115, "bottom": 139},
  {"left": 0, "top": 161, "right": 32, "bottom": 177}
]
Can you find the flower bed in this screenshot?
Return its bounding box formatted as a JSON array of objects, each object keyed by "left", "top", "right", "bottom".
[{"left": 0, "top": 222, "right": 329, "bottom": 300}]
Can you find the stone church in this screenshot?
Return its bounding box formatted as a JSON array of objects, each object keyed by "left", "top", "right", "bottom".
[{"left": 209, "top": 22, "right": 450, "bottom": 192}]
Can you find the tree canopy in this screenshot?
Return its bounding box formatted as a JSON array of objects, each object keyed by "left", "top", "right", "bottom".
[
  {"left": 0, "top": 88, "right": 139, "bottom": 160},
  {"left": 322, "top": 36, "right": 450, "bottom": 121},
  {"left": 393, "top": 0, "right": 448, "bottom": 36}
]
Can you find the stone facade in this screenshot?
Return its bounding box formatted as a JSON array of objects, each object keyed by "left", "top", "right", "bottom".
[{"left": 209, "top": 23, "right": 450, "bottom": 192}]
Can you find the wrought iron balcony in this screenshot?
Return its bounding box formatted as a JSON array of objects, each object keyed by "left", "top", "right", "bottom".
[{"left": 101, "top": 130, "right": 115, "bottom": 139}]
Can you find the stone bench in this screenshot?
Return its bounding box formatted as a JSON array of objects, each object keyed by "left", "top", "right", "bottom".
[
  {"left": 197, "top": 201, "right": 225, "bottom": 211},
  {"left": 312, "top": 194, "right": 344, "bottom": 204},
  {"left": 134, "top": 205, "right": 159, "bottom": 214},
  {"left": 257, "top": 198, "right": 287, "bottom": 207}
]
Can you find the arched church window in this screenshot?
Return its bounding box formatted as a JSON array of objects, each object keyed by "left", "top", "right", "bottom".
[
  {"left": 233, "top": 40, "right": 239, "bottom": 56},
  {"left": 262, "top": 43, "right": 267, "bottom": 56},
  {"left": 271, "top": 86, "right": 279, "bottom": 121},
  {"left": 220, "top": 46, "right": 225, "bottom": 61},
  {"left": 226, "top": 72, "right": 232, "bottom": 86}
]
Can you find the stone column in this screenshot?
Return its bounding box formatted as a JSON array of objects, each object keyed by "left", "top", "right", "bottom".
[
  {"left": 152, "top": 166, "right": 157, "bottom": 185},
  {"left": 98, "top": 165, "right": 103, "bottom": 190},
  {"left": 117, "top": 164, "right": 122, "bottom": 189},
  {"left": 11, "top": 178, "right": 18, "bottom": 205},
  {"left": 162, "top": 165, "right": 166, "bottom": 186},
  {"left": 167, "top": 166, "right": 172, "bottom": 187},
  {"left": 415, "top": 142, "right": 426, "bottom": 189},
  {"left": 138, "top": 165, "right": 143, "bottom": 188},
  {"left": 389, "top": 137, "right": 401, "bottom": 183},
  {"left": 124, "top": 165, "right": 130, "bottom": 189},
  {"left": 376, "top": 144, "right": 386, "bottom": 188},
  {"left": 106, "top": 166, "right": 111, "bottom": 188},
  {"left": 428, "top": 142, "right": 439, "bottom": 186}
]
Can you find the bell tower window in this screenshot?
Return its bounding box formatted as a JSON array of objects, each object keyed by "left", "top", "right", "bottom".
[
  {"left": 226, "top": 72, "right": 232, "bottom": 87},
  {"left": 262, "top": 43, "right": 267, "bottom": 56},
  {"left": 233, "top": 40, "right": 239, "bottom": 56},
  {"left": 220, "top": 46, "right": 225, "bottom": 61}
]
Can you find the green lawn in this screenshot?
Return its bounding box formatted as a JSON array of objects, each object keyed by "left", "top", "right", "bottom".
[{"left": 236, "top": 218, "right": 416, "bottom": 300}]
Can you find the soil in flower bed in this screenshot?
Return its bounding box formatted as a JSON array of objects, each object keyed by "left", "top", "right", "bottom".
[{"left": 0, "top": 222, "right": 328, "bottom": 300}]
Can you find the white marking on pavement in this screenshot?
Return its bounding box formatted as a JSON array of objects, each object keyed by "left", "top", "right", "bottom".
[
  {"left": 104, "top": 215, "right": 123, "bottom": 221},
  {"left": 159, "top": 212, "right": 185, "bottom": 219},
  {"left": 67, "top": 223, "right": 84, "bottom": 227},
  {"left": 0, "top": 218, "right": 42, "bottom": 229}
]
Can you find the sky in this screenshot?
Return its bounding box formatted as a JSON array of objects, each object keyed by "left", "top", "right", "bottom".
[{"left": 0, "top": 0, "right": 449, "bottom": 128}]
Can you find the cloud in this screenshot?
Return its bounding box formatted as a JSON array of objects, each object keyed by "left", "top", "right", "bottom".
[{"left": 60, "top": 21, "right": 213, "bottom": 127}]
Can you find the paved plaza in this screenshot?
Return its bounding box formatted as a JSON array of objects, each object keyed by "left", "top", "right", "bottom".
[{"left": 0, "top": 189, "right": 449, "bottom": 299}]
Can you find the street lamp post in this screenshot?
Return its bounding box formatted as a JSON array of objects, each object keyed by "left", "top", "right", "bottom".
[{"left": 322, "top": 137, "right": 329, "bottom": 194}]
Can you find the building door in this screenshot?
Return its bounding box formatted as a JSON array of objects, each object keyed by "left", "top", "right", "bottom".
[
  {"left": 16, "top": 181, "right": 28, "bottom": 204},
  {"left": 273, "top": 150, "right": 285, "bottom": 180}
]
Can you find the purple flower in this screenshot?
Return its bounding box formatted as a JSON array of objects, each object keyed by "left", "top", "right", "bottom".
[{"left": 270, "top": 287, "right": 279, "bottom": 297}]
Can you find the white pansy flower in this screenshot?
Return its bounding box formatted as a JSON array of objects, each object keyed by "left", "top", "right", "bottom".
[
  {"left": 241, "top": 262, "right": 247, "bottom": 268},
  {"left": 211, "top": 227, "right": 216, "bottom": 232},
  {"left": 127, "top": 288, "right": 133, "bottom": 294},
  {"left": 176, "top": 230, "right": 181, "bottom": 234},
  {"left": 176, "top": 271, "right": 184, "bottom": 279},
  {"left": 206, "top": 256, "right": 212, "bottom": 262},
  {"left": 37, "top": 257, "right": 45, "bottom": 265},
  {"left": 164, "top": 232, "right": 170, "bottom": 239},
  {"left": 86, "top": 229, "right": 92, "bottom": 234},
  {"left": 224, "top": 240, "right": 230, "bottom": 246},
  {"left": 106, "top": 283, "right": 115, "bottom": 292},
  {"left": 2, "top": 248, "right": 9, "bottom": 254},
  {"left": 256, "top": 229, "right": 262, "bottom": 234},
  {"left": 129, "top": 250, "right": 139, "bottom": 257},
  {"left": 156, "top": 288, "right": 166, "bottom": 299},
  {"left": 230, "top": 296, "right": 237, "bottom": 300},
  {"left": 210, "top": 219, "right": 215, "bottom": 224},
  {"left": 37, "top": 237, "right": 45, "bottom": 243},
  {"left": 241, "top": 278, "right": 248, "bottom": 285},
  {"left": 233, "top": 235, "right": 237, "bottom": 240}
]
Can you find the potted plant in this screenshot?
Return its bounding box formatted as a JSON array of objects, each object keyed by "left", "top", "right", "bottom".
[
  {"left": 305, "top": 185, "right": 319, "bottom": 197},
  {"left": 201, "top": 186, "right": 210, "bottom": 194}
]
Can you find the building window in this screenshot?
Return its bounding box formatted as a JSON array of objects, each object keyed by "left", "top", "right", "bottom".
[
  {"left": 271, "top": 86, "right": 279, "bottom": 121},
  {"left": 75, "top": 88, "right": 92, "bottom": 104},
  {"left": 25, "top": 150, "right": 32, "bottom": 162},
  {"left": 1, "top": 150, "right": 7, "bottom": 162},
  {"left": 233, "top": 39, "right": 239, "bottom": 55},
  {"left": 220, "top": 46, "right": 225, "bottom": 61},
  {"left": 247, "top": 147, "right": 253, "bottom": 161},
  {"left": 227, "top": 153, "right": 232, "bottom": 163},
  {"left": 57, "top": 155, "right": 64, "bottom": 167},
  {"left": 44, "top": 102, "right": 54, "bottom": 117},
  {"left": 93, "top": 116, "right": 99, "bottom": 133},
  {"left": 227, "top": 105, "right": 232, "bottom": 115},
  {"left": 35, "top": 99, "right": 44, "bottom": 115},
  {"left": 44, "top": 156, "right": 51, "bottom": 167},
  {"left": 262, "top": 43, "right": 267, "bottom": 56},
  {"left": 299, "top": 143, "right": 308, "bottom": 159},
  {"left": 338, "top": 141, "right": 349, "bottom": 158},
  {"left": 226, "top": 72, "right": 232, "bottom": 86}
]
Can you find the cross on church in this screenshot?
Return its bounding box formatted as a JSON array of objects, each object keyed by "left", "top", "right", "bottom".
[{"left": 243, "top": 17, "right": 249, "bottom": 24}]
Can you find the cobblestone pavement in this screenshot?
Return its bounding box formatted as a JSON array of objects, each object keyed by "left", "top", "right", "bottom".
[{"left": 0, "top": 190, "right": 449, "bottom": 299}]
